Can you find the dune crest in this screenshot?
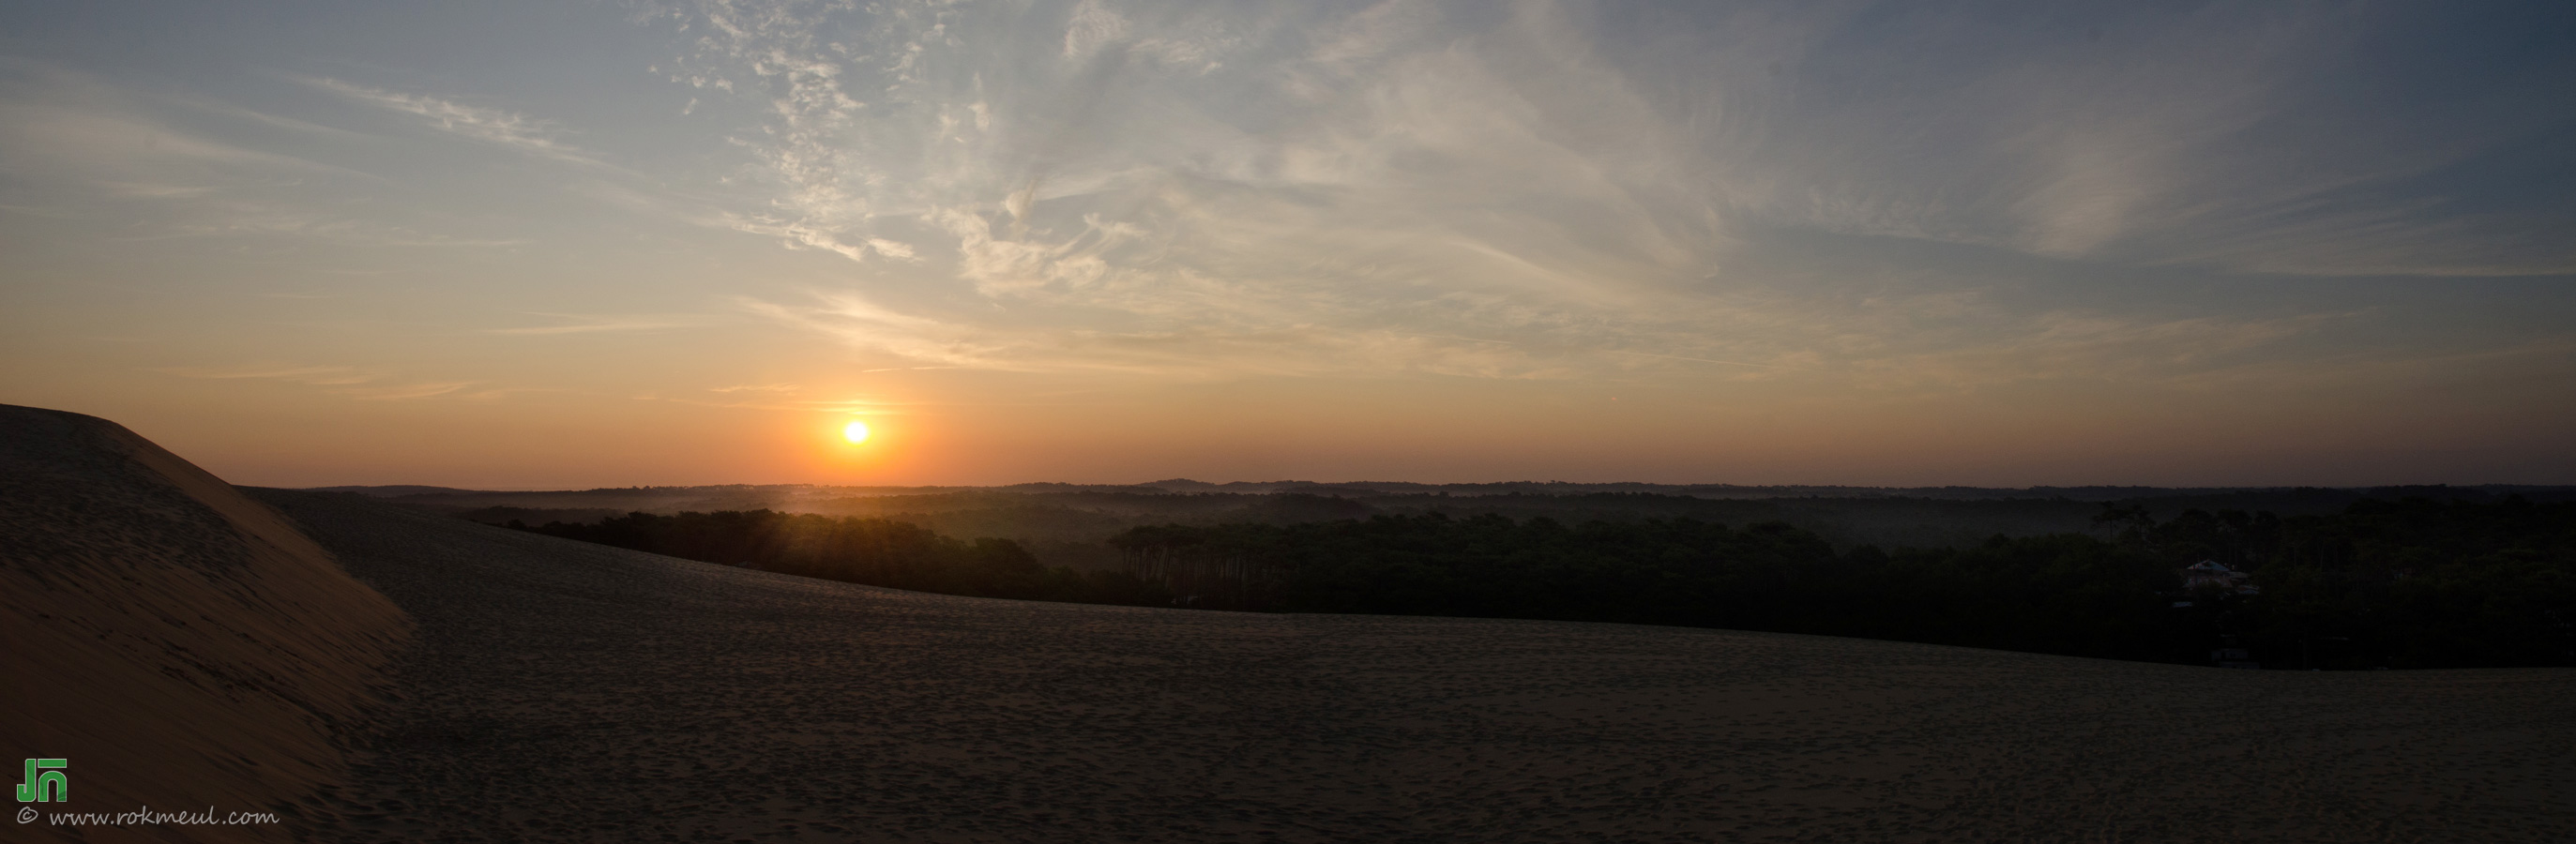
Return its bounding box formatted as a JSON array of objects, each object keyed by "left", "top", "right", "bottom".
[{"left": 0, "top": 404, "right": 408, "bottom": 843}]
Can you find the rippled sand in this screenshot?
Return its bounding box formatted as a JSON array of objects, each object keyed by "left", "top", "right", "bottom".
[
  {"left": 258, "top": 490, "right": 2574, "bottom": 843},
  {"left": 1, "top": 406, "right": 404, "bottom": 844}
]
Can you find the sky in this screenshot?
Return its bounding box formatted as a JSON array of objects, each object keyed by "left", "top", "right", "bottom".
[{"left": 2, "top": 0, "right": 2572, "bottom": 489}]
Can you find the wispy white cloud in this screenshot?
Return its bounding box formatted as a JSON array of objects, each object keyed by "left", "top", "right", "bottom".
[
  {"left": 1876, "top": 313, "right": 2346, "bottom": 390},
  {"left": 2153, "top": 336, "right": 2576, "bottom": 393},
  {"left": 0, "top": 203, "right": 80, "bottom": 218},
  {"left": 1602, "top": 350, "right": 1777, "bottom": 370},
  {"left": 458, "top": 386, "right": 561, "bottom": 401},
  {"left": 0, "top": 60, "right": 573, "bottom": 253},
  {"left": 171, "top": 96, "right": 379, "bottom": 143},
  {"left": 158, "top": 364, "right": 378, "bottom": 385},
  {"left": 127, "top": 211, "right": 534, "bottom": 247},
  {"left": 0, "top": 62, "right": 376, "bottom": 190},
  {"left": 640, "top": 0, "right": 2574, "bottom": 392},
  {"left": 346, "top": 381, "right": 477, "bottom": 400},
  {"left": 483, "top": 313, "right": 706, "bottom": 336},
  {"left": 654, "top": 0, "right": 1771, "bottom": 380},
  {"left": 297, "top": 76, "right": 610, "bottom": 167},
  {"left": 631, "top": 391, "right": 921, "bottom": 413},
  {"left": 157, "top": 363, "right": 490, "bottom": 402}
]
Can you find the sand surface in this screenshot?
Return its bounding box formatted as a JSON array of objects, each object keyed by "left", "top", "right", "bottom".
[
  {"left": 251, "top": 490, "right": 2575, "bottom": 843},
  {"left": 0, "top": 406, "right": 407, "bottom": 844}
]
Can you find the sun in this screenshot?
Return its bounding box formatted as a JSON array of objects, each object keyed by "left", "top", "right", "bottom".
[{"left": 841, "top": 420, "right": 871, "bottom": 445}]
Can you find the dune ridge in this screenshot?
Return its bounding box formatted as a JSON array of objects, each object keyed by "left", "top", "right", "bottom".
[{"left": 0, "top": 405, "right": 409, "bottom": 843}]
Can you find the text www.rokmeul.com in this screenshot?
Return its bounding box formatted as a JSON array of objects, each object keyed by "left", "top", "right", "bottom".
[{"left": 20, "top": 805, "right": 280, "bottom": 826}]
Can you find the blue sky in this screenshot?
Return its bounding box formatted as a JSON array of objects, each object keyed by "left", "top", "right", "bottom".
[{"left": 3, "top": 1, "right": 2571, "bottom": 487}]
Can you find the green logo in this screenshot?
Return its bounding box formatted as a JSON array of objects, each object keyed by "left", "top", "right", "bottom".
[{"left": 15, "top": 759, "right": 66, "bottom": 803}]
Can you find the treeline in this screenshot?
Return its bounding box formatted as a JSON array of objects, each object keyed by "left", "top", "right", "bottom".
[
  {"left": 506, "top": 497, "right": 2576, "bottom": 669},
  {"left": 2225, "top": 498, "right": 2576, "bottom": 669},
  {"left": 1110, "top": 498, "right": 2576, "bottom": 669},
  {"left": 432, "top": 484, "right": 2576, "bottom": 566},
  {"left": 1113, "top": 516, "right": 2201, "bottom": 662},
  {"left": 506, "top": 511, "right": 1172, "bottom": 605}
]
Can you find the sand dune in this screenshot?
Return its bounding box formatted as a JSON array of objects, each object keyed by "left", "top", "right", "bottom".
[
  {"left": 7, "top": 405, "right": 2572, "bottom": 842},
  {"left": 255, "top": 490, "right": 2573, "bottom": 842},
  {"left": 0, "top": 406, "right": 408, "bottom": 843}
]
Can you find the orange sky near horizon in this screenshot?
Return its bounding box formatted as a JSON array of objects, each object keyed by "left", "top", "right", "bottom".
[{"left": 4, "top": 1, "right": 2573, "bottom": 490}]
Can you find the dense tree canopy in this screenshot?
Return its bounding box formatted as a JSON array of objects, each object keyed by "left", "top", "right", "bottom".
[{"left": 509, "top": 496, "right": 2576, "bottom": 669}]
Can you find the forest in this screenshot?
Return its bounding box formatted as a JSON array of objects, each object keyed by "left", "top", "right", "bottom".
[
  {"left": 397, "top": 480, "right": 2576, "bottom": 565},
  {"left": 505, "top": 494, "right": 2575, "bottom": 670}
]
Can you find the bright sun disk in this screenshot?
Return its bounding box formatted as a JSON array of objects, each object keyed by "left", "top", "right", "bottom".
[{"left": 842, "top": 420, "right": 871, "bottom": 444}]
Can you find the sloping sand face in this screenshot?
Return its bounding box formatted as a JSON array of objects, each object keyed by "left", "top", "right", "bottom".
[
  {"left": 0, "top": 406, "right": 409, "bottom": 843},
  {"left": 255, "top": 490, "right": 2575, "bottom": 843}
]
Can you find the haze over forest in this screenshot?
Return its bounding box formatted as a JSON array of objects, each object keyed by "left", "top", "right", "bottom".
[{"left": 5, "top": 1, "right": 2573, "bottom": 490}]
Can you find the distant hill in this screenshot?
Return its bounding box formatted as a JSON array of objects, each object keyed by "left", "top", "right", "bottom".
[{"left": 304, "top": 484, "right": 490, "bottom": 497}]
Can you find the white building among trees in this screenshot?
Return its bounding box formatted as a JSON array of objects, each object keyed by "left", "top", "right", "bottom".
[{"left": 2180, "top": 560, "right": 2260, "bottom": 595}]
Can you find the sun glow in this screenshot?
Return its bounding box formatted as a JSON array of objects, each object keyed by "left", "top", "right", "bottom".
[{"left": 841, "top": 420, "right": 871, "bottom": 444}]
